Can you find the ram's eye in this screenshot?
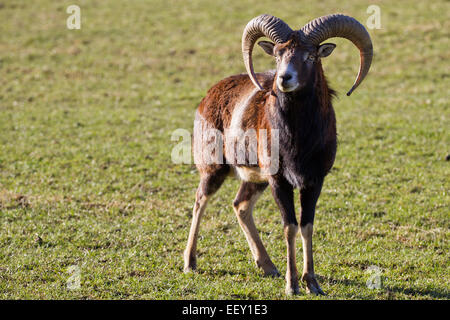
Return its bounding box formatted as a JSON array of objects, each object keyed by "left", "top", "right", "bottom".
[{"left": 308, "top": 54, "right": 315, "bottom": 61}]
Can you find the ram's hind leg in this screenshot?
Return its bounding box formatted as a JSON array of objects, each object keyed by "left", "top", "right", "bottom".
[
  {"left": 233, "top": 181, "right": 279, "bottom": 277},
  {"left": 184, "top": 165, "right": 229, "bottom": 273}
]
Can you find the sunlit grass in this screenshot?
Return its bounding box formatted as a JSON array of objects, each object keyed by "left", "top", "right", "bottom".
[{"left": 0, "top": 0, "right": 448, "bottom": 299}]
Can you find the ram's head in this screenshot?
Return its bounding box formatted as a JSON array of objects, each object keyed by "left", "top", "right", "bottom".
[{"left": 242, "top": 14, "right": 373, "bottom": 96}]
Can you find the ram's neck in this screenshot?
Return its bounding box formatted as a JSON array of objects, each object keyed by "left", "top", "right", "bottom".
[
  {"left": 267, "top": 66, "right": 335, "bottom": 187},
  {"left": 269, "top": 66, "right": 333, "bottom": 142},
  {"left": 269, "top": 88, "right": 324, "bottom": 151}
]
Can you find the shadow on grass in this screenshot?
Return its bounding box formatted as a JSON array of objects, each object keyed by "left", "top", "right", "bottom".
[
  {"left": 319, "top": 275, "right": 449, "bottom": 299},
  {"left": 386, "top": 285, "right": 449, "bottom": 300},
  {"left": 197, "top": 268, "right": 247, "bottom": 277}
]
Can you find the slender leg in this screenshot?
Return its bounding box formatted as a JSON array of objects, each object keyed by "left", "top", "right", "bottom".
[
  {"left": 184, "top": 166, "right": 229, "bottom": 272},
  {"left": 269, "top": 178, "right": 299, "bottom": 295},
  {"left": 233, "top": 182, "right": 279, "bottom": 277},
  {"left": 183, "top": 187, "right": 209, "bottom": 272},
  {"left": 299, "top": 180, "right": 325, "bottom": 295}
]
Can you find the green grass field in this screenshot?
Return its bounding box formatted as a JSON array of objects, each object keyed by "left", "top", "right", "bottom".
[{"left": 0, "top": 0, "right": 448, "bottom": 299}]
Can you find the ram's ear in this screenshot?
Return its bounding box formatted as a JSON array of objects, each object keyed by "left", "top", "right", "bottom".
[
  {"left": 258, "top": 41, "right": 275, "bottom": 56},
  {"left": 318, "top": 43, "right": 336, "bottom": 58}
]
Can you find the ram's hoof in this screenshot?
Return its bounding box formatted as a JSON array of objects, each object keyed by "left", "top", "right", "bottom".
[
  {"left": 302, "top": 273, "right": 326, "bottom": 296},
  {"left": 264, "top": 268, "right": 281, "bottom": 278},
  {"left": 285, "top": 285, "right": 300, "bottom": 296}
]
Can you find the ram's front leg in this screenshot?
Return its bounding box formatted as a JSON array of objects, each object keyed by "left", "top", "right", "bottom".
[
  {"left": 299, "top": 181, "right": 325, "bottom": 295},
  {"left": 269, "top": 178, "right": 299, "bottom": 295}
]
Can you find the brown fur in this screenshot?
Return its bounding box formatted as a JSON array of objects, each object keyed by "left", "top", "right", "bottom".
[{"left": 186, "top": 36, "right": 340, "bottom": 296}]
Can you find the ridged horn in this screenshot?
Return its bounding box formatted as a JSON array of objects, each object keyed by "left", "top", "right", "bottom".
[
  {"left": 242, "top": 14, "right": 293, "bottom": 90},
  {"left": 301, "top": 14, "right": 373, "bottom": 96}
]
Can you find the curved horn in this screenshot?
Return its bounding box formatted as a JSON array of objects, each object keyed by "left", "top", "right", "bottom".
[
  {"left": 301, "top": 14, "right": 373, "bottom": 96},
  {"left": 242, "top": 14, "right": 293, "bottom": 90}
]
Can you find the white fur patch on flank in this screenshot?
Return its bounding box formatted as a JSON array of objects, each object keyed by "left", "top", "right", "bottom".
[
  {"left": 226, "top": 88, "right": 259, "bottom": 167},
  {"left": 229, "top": 88, "right": 259, "bottom": 135}
]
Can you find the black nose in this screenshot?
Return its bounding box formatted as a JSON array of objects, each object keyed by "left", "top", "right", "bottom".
[
  {"left": 280, "top": 74, "right": 292, "bottom": 81},
  {"left": 279, "top": 73, "right": 293, "bottom": 87}
]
